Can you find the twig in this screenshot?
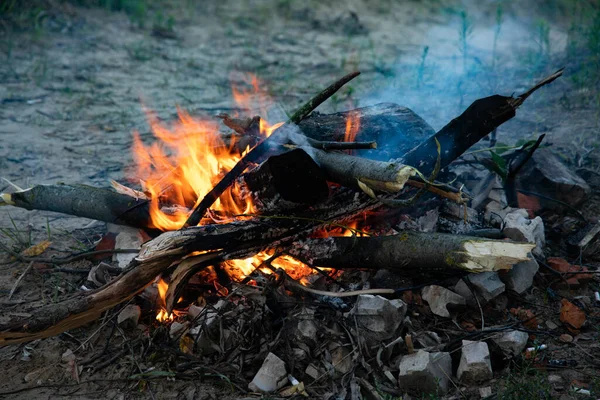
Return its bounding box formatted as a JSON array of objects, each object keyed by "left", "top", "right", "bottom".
[
  {"left": 183, "top": 71, "right": 361, "bottom": 228},
  {"left": 505, "top": 134, "right": 545, "bottom": 207},
  {"left": 405, "top": 180, "right": 467, "bottom": 204},
  {"left": 284, "top": 139, "right": 377, "bottom": 150},
  {"left": 8, "top": 261, "right": 33, "bottom": 300},
  {"left": 0, "top": 243, "right": 139, "bottom": 265},
  {"left": 279, "top": 269, "right": 394, "bottom": 297},
  {"left": 289, "top": 72, "right": 361, "bottom": 124},
  {"left": 517, "top": 189, "right": 586, "bottom": 221}
]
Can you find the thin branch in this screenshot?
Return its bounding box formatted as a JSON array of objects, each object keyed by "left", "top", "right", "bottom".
[
  {"left": 284, "top": 139, "right": 376, "bottom": 151},
  {"left": 279, "top": 269, "right": 394, "bottom": 297},
  {"left": 505, "top": 134, "right": 545, "bottom": 207},
  {"left": 8, "top": 261, "right": 33, "bottom": 300}
]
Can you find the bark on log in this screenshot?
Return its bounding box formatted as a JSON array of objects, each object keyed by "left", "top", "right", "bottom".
[
  {"left": 298, "top": 103, "right": 435, "bottom": 161},
  {"left": 0, "top": 184, "right": 153, "bottom": 230},
  {"left": 309, "top": 148, "right": 416, "bottom": 196},
  {"left": 400, "top": 69, "right": 564, "bottom": 176},
  {"left": 288, "top": 233, "right": 535, "bottom": 273}
]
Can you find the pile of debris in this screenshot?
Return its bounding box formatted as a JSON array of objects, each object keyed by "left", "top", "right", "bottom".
[{"left": 2, "top": 68, "right": 599, "bottom": 398}]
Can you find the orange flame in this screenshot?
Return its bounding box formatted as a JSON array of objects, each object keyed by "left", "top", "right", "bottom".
[
  {"left": 130, "top": 74, "right": 282, "bottom": 231},
  {"left": 224, "top": 251, "right": 327, "bottom": 284},
  {"left": 344, "top": 111, "right": 361, "bottom": 143},
  {"left": 156, "top": 278, "right": 174, "bottom": 322}
]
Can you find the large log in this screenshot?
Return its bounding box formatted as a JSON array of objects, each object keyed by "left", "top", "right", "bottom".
[
  {"left": 288, "top": 233, "right": 535, "bottom": 273},
  {"left": 298, "top": 103, "right": 435, "bottom": 161},
  {"left": 0, "top": 184, "right": 153, "bottom": 230},
  {"left": 243, "top": 148, "right": 329, "bottom": 206}
]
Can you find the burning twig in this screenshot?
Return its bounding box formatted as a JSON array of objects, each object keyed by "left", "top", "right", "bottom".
[{"left": 183, "top": 71, "right": 361, "bottom": 228}]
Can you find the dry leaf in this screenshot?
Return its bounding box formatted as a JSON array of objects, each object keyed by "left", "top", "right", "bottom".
[
  {"left": 21, "top": 240, "right": 51, "bottom": 257},
  {"left": 179, "top": 335, "right": 194, "bottom": 354},
  {"left": 560, "top": 299, "right": 586, "bottom": 330}
]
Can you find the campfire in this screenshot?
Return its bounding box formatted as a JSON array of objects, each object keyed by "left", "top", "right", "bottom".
[{"left": 1, "top": 68, "right": 575, "bottom": 397}]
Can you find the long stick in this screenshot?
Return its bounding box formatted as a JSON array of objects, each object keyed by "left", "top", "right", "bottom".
[
  {"left": 183, "top": 71, "right": 361, "bottom": 228},
  {"left": 289, "top": 233, "right": 535, "bottom": 273}
]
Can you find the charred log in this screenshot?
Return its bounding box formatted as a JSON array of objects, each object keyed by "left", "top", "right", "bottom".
[
  {"left": 243, "top": 148, "right": 329, "bottom": 206},
  {"left": 298, "top": 103, "right": 435, "bottom": 160},
  {"left": 401, "top": 68, "right": 564, "bottom": 176}
]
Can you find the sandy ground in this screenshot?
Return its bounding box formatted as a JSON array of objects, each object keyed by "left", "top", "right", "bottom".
[{"left": 0, "top": 0, "right": 599, "bottom": 398}]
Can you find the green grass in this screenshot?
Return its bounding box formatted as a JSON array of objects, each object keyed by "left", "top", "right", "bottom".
[{"left": 497, "top": 361, "right": 552, "bottom": 400}]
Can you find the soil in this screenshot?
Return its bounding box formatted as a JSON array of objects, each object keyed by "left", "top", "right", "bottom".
[{"left": 1, "top": 0, "right": 599, "bottom": 398}]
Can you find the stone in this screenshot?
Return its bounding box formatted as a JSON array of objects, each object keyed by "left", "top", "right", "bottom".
[
  {"left": 329, "top": 342, "right": 353, "bottom": 375},
  {"left": 294, "top": 308, "right": 317, "bottom": 345},
  {"left": 491, "top": 330, "right": 528, "bottom": 357},
  {"left": 484, "top": 201, "right": 519, "bottom": 226},
  {"left": 500, "top": 257, "right": 539, "bottom": 294},
  {"left": 117, "top": 305, "right": 141, "bottom": 329},
  {"left": 169, "top": 321, "right": 189, "bottom": 339},
  {"left": 187, "top": 304, "right": 203, "bottom": 320},
  {"left": 502, "top": 209, "right": 545, "bottom": 257},
  {"left": 559, "top": 334, "right": 573, "bottom": 343},
  {"left": 545, "top": 320, "right": 559, "bottom": 330},
  {"left": 519, "top": 148, "right": 590, "bottom": 208},
  {"left": 346, "top": 295, "right": 406, "bottom": 341},
  {"left": 248, "top": 353, "right": 287, "bottom": 393},
  {"left": 107, "top": 224, "right": 145, "bottom": 268},
  {"left": 422, "top": 285, "right": 466, "bottom": 318},
  {"left": 414, "top": 331, "right": 442, "bottom": 349},
  {"left": 479, "top": 386, "right": 493, "bottom": 398},
  {"left": 467, "top": 272, "right": 505, "bottom": 302},
  {"left": 397, "top": 350, "right": 453, "bottom": 394},
  {"left": 304, "top": 364, "right": 320, "bottom": 380},
  {"left": 567, "top": 222, "right": 600, "bottom": 257},
  {"left": 452, "top": 279, "right": 476, "bottom": 306},
  {"left": 457, "top": 340, "right": 493, "bottom": 383}
]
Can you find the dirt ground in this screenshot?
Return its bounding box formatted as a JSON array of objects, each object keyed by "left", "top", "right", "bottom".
[{"left": 1, "top": 0, "right": 599, "bottom": 398}]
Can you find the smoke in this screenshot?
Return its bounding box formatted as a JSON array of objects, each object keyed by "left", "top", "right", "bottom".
[{"left": 360, "top": 2, "right": 569, "bottom": 134}]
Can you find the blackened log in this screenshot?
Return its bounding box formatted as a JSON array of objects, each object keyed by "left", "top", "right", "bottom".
[
  {"left": 298, "top": 103, "right": 435, "bottom": 161},
  {"left": 243, "top": 148, "right": 329, "bottom": 206},
  {"left": 290, "top": 233, "right": 534, "bottom": 273},
  {"left": 401, "top": 69, "right": 564, "bottom": 176}
]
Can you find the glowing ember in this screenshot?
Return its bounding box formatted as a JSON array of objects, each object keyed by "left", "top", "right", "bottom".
[{"left": 224, "top": 251, "right": 327, "bottom": 284}]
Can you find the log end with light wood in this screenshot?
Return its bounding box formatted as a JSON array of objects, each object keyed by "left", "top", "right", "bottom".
[{"left": 290, "top": 232, "right": 535, "bottom": 273}]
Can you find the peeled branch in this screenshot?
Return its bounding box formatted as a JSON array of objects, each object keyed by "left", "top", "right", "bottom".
[{"left": 289, "top": 232, "right": 536, "bottom": 273}]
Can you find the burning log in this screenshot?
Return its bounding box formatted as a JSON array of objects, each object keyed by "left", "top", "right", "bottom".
[
  {"left": 289, "top": 233, "right": 535, "bottom": 273},
  {"left": 183, "top": 71, "right": 362, "bottom": 227}
]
